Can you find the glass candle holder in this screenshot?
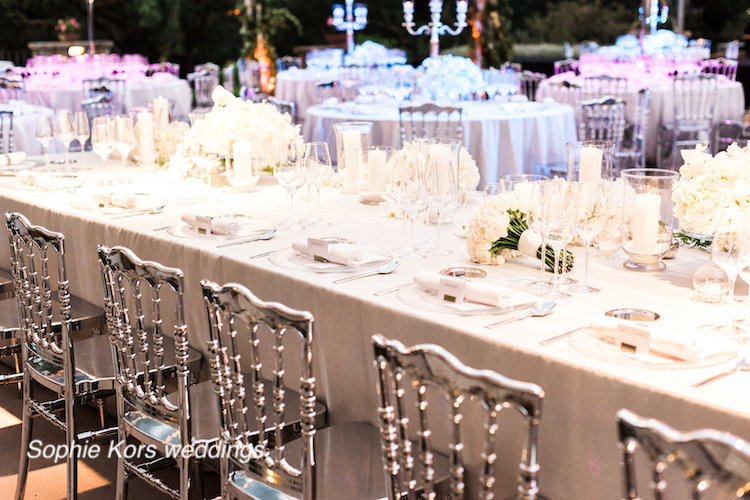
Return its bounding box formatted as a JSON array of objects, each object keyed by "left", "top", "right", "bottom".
[
  {"left": 359, "top": 146, "right": 394, "bottom": 204},
  {"left": 566, "top": 140, "right": 614, "bottom": 182},
  {"left": 621, "top": 168, "right": 679, "bottom": 272},
  {"left": 333, "top": 121, "right": 372, "bottom": 194}
]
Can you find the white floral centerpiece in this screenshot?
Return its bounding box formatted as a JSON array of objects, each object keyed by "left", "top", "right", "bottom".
[
  {"left": 175, "top": 85, "right": 303, "bottom": 171},
  {"left": 465, "top": 190, "right": 573, "bottom": 271},
  {"left": 416, "top": 55, "right": 484, "bottom": 100},
  {"left": 672, "top": 143, "right": 750, "bottom": 238}
]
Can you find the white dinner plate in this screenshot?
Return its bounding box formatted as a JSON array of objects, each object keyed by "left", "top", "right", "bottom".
[
  {"left": 70, "top": 193, "right": 164, "bottom": 215},
  {"left": 396, "top": 282, "right": 534, "bottom": 316},
  {"left": 568, "top": 327, "right": 737, "bottom": 370},
  {"left": 2, "top": 176, "right": 82, "bottom": 192},
  {"left": 166, "top": 215, "right": 275, "bottom": 241},
  {"left": 267, "top": 246, "right": 392, "bottom": 274}
]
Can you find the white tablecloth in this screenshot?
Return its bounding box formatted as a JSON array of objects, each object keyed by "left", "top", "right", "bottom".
[
  {"left": 538, "top": 72, "right": 745, "bottom": 162},
  {"left": 275, "top": 68, "right": 338, "bottom": 123},
  {"left": 23, "top": 74, "right": 192, "bottom": 119},
  {"left": 305, "top": 100, "right": 577, "bottom": 188},
  {"left": 0, "top": 152, "right": 747, "bottom": 499},
  {"left": 0, "top": 102, "right": 56, "bottom": 155}
]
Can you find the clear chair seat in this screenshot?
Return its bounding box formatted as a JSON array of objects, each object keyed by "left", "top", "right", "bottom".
[
  {"left": 27, "top": 335, "right": 114, "bottom": 392},
  {"left": 228, "top": 422, "right": 451, "bottom": 500},
  {"left": 0, "top": 293, "right": 104, "bottom": 336}
]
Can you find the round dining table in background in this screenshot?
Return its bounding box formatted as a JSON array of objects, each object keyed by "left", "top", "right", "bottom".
[
  {"left": 304, "top": 99, "right": 577, "bottom": 188},
  {"left": 0, "top": 101, "right": 60, "bottom": 155}
]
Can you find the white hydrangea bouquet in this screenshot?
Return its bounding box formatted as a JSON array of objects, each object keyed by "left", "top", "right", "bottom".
[
  {"left": 465, "top": 190, "right": 574, "bottom": 272},
  {"left": 672, "top": 143, "right": 750, "bottom": 242},
  {"left": 417, "top": 55, "right": 485, "bottom": 100},
  {"left": 175, "top": 85, "right": 303, "bottom": 171}
]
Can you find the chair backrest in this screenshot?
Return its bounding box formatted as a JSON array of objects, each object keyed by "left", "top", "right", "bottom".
[
  {"left": 0, "top": 110, "right": 14, "bottom": 154},
  {"left": 582, "top": 75, "right": 628, "bottom": 100},
  {"left": 499, "top": 61, "right": 522, "bottom": 73},
  {"left": 617, "top": 408, "right": 750, "bottom": 499},
  {"left": 553, "top": 58, "right": 579, "bottom": 75},
  {"left": 98, "top": 245, "right": 191, "bottom": 445},
  {"left": 616, "top": 88, "right": 650, "bottom": 169},
  {"left": 0, "top": 75, "right": 24, "bottom": 103},
  {"left": 194, "top": 62, "right": 220, "bottom": 78},
  {"left": 266, "top": 96, "right": 296, "bottom": 123},
  {"left": 82, "top": 77, "right": 126, "bottom": 114},
  {"left": 315, "top": 80, "right": 340, "bottom": 103},
  {"left": 580, "top": 97, "right": 626, "bottom": 147},
  {"left": 82, "top": 94, "right": 114, "bottom": 124},
  {"left": 373, "top": 334, "right": 544, "bottom": 499},
  {"left": 518, "top": 70, "right": 546, "bottom": 102},
  {"left": 201, "top": 279, "right": 316, "bottom": 495},
  {"left": 5, "top": 212, "right": 74, "bottom": 373},
  {"left": 187, "top": 69, "right": 219, "bottom": 110},
  {"left": 713, "top": 120, "right": 750, "bottom": 153},
  {"left": 673, "top": 73, "right": 718, "bottom": 124},
  {"left": 276, "top": 56, "right": 302, "bottom": 72},
  {"left": 398, "top": 102, "right": 464, "bottom": 145},
  {"left": 147, "top": 61, "right": 180, "bottom": 77},
  {"left": 700, "top": 57, "right": 738, "bottom": 81}
]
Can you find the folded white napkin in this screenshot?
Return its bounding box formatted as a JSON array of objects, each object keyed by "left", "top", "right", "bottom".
[
  {"left": 0, "top": 152, "right": 26, "bottom": 166},
  {"left": 16, "top": 170, "right": 59, "bottom": 190},
  {"left": 589, "top": 317, "right": 733, "bottom": 361},
  {"left": 413, "top": 271, "right": 526, "bottom": 308},
  {"left": 180, "top": 212, "right": 240, "bottom": 235},
  {"left": 291, "top": 239, "right": 362, "bottom": 267},
  {"left": 92, "top": 191, "right": 137, "bottom": 210}
]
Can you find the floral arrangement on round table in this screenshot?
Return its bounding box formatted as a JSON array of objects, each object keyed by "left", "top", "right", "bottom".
[
  {"left": 176, "top": 85, "right": 302, "bottom": 171},
  {"left": 416, "top": 55, "right": 485, "bottom": 100},
  {"left": 55, "top": 18, "right": 81, "bottom": 41},
  {"left": 672, "top": 143, "right": 750, "bottom": 246}
]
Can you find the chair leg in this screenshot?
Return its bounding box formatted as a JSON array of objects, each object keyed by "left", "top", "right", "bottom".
[
  {"left": 179, "top": 456, "right": 189, "bottom": 500},
  {"left": 15, "top": 369, "right": 32, "bottom": 500},
  {"left": 115, "top": 452, "right": 128, "bottom": 500},
  {"left": 190, "top": 458, "right": 204, "bottom": 500},
  {"left": 13, "top": 352, "right": 21, "bottom": 398},
  {"left": 66, "top": 393, "right": 78, "bottom": 500},
  {"left": 96, "top": 398, "right": 106, "bottom": 428}
]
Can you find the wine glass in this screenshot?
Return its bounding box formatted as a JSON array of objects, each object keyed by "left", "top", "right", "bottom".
[
  {"left": 112, "top": 115, "right": 136, "bottom": 166},
  {"left": 274, "top": 141, "right": 306, "bottom": 231},
  {"left": 711, "top": 207, "right": 745, "bottom": 334},
  {"left": 74, "top": 111, "right": 90, "bottom": 152},
  {"left": 542, "top": 181, "right": 574, "bottom": 299},
  {"left": 54, "top": 109, "right": 75, "bottom": 167},
  {"left": 34, "top": 115, "right": 54, "bottom": 167},
  {"left": 423, "top": 139, "right": 460, "bottom": 255},
  {"left": 302, "top": 141, "right": 333, "bottom": 227},
  {"left": 389, "top": 153, "right": 426, "bottom": 259},
  {"left": 526, "top": 180, "right": 554, "bottom": 292},
  {"left": 90, "top": 116, "right": 114, "bottom": 162},
  {"left": 569, "top": 182, "right": 606, "bottom": 293}
]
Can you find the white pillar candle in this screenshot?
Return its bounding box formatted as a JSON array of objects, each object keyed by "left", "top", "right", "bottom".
[
  {"left": 153, "top": 96, "right": 170, "bottom": 130},
  {"left": 579, "top": 145, "right": 603, "bottom": 183},
  {"left": 233, "top": 141, "right": 253, "bottom": 178},
  {"left": 135, "top": 111, "right": 155, "bottom": 165},
  {"left": 631, "top": 192, "right": 661, "bottom": 255},
  {"left": 367, "top": 149, "right": 387, "bottom": 192},
  {"left": 429, "top": 144, "right": 453, "bottom": 194},
  {"left": 341, "top": 130, "right": 361, "bottom": 193}
]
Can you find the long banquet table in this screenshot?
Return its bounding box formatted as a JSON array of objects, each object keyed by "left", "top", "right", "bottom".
[{"left": 0, "top": 153, "right": 748, "bottom": 499}]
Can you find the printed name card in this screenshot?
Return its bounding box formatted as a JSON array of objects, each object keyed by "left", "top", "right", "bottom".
[
  {"left": 195, "top": 215, "right": 213, "bottom": 235},
  {"left": 615, "top": 323, "right": 650, "bottom": 355},
  {"left": 307, "top": 238, "right": 330, "bottom": 262},
  {"left": 438, "top": 277, "right": 466, "bottom": 304}
]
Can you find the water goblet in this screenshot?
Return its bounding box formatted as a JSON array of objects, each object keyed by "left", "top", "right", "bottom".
[
  {"left": 74, "top": 111, "right": 90, "bottom": 152},
  {"left": 34, "top": 115, "right": 54, "bottom": 167},
  {"left": 710, "top": 207, "right": 746, "bottom": 335},
  {"left": 423, "top": 138, "right": 460, "bottom": 255},
  {"left": 389, "top": 154, "right": 426, "bottom": 259},
  {"left": 90, "top": 116, "right": 114, "bottom": 162},
  {"left": 568, "top": 181, "right": 606, "bottom": 293},
  {"left": 112, "top": 115, "right": 136, "bottom": 167},
  {"left": 526, "top": 180, "right": 554, "bottom": 292},
  {"left": 302, "top": 141, "right": 333, "bottom": 227},
  {"left": 542, "top": 181, "right": 574, "bottom": 298},
  {"left": 54, "top": 109, "right": 75, "bottom": 167},
  {"left": 274, "top": 141, "right": 306, "bottom": 231}
]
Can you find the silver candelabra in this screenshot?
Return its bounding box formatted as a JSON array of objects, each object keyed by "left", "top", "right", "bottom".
[
  {"left": 402, "top": 0, "right": 468, "bottom": 58},
  {"left": 640, "top": 0, "right": 669, "bottom": 35},
  {"left": 332, "top": 0, "right": 368, "bottom": 55}
]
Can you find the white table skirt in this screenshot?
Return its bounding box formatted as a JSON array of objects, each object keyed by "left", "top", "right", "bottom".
[
  {"left": 23, "top": 74, "right": 193, "bottom": 119},
  {"left": 305, "top": 101, "right": 577, "bottom": 188},
  {"left": 0, "top": 152, "right": 747, "bottom": 499},
  {"left": 537, "top": 74, "right": 745, "bottom": 162}
]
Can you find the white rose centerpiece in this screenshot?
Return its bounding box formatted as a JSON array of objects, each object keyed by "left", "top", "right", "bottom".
[{"left": 417, "top": 55, "right": 485, "bottom": 100}]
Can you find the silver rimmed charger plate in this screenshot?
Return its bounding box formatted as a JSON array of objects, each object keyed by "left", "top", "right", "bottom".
[
  {"left": 166, "top": 215, "right": 275, "bottom": 241},
  {"left": 268, "top": 246, "right": 393, "bottom": 274}
]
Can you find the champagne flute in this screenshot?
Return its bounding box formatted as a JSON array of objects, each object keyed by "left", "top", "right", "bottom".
[
  {"left": 54, "top": 109, "right": 75, "bottom": 167},
  {"left": 389, "top": 154, "right": 426, "bottom": 259},
  {"left": 112, "top": 115, "right": 136, "bottom": 166},
  {"left": 542, "top": 181, "right": 574, "bottom": 299},
  {"left": 423, "top": 139, "right": 460, "bottom": 255},
  {"left": 569, "top": 182, "right": 606, "bottom": 293},
  {"left": 90, "top": 116, "right": 114, "bottom": 162},
  {"left": 303, "top": 141, "right": 333, "bottom": 227},
  {"left": 274, "top": 141, "right": 306, "bottom": 231},
  {"left": 526, "top": 180, "right": 554, "bottom": 292},
  {"left": 711, "top": 207, "right": 745, "bottom": 335},
  {"left": 74, "top": 111, "right": 90, "bottom": 152},
  {"left": 35, "top": 115, "right": 54, "bottom": 167}
]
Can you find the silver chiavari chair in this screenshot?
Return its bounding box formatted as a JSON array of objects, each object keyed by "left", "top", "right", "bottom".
[
  {"left": 202, "top": 280, "right": 378, "bottom": 500},
  {"left": 97, "top": 245, "right": 206, "bottom": 500},
  {"left": 553, "top": 58, "right": 579, "bottom": 75},
  {"left": 517, "top": 70, "right": 546, "bottom": 102},
  {"left": 276, "top": 56, "right": 302, "bottom": 72},
  {"left": 700, "top": 57, "right": 738, "bottom": 81},
  {"left": 82, "top": 76, "right": 126, "bottom": 114},
  {"left": 713, "top": 120, "right": 750, "bottom": 153},
  {"left": 615, "top": 88, "right": 650, "bottom": 172},
  {"left": 0, "top": 110, "right": 14, "bottom": 154},
  {"left": 398, "top": 102, "right": 464, "bottom": 145},
  {"left": 266, "top": 96, "right": 297, "bottom": 123},
  {"left": 0, "top": 74, "right": 24, "bottom": 103},
  {"left": 657, "top": 73, "right": 718, "bottom": 169},
  {"left": 147, "top": 61, "right": 181, "bottom": 78},
  {"left": 373, "top": 334, "right": 547, "bottom": 500},
  {"left": 7, "top": 212, "right": 113, "bottom": 500},
  {"left": 579, "top": 97, "right": 626, "bottom": 148},
  {"left": 582, "top": 75, "right": 628, "bottom": 101},
  {"left": 617, "top": 408, "right": 750, "bottom": 499},
  {"left": 187, "top": 67, "right": 219, "bottom": 112}
]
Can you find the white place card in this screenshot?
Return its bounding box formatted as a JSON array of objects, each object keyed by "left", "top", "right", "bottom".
[
  {"left": 438, "top": 277, "right": 466, "bottom": 304},
  {"left": 195, "top": 215, "right": 212, "bottom": 235},
  {"left": 615, "top": 323, "right": 650, "bottom": 355},
  {"left": 307, "top": 238, "right": 330, "bottom": 262}
]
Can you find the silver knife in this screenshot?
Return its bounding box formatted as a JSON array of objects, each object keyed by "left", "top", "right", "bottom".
[
  {"left": 216, "top": 228, "right": 277, "bottom": 248},
  {"left": 539, "top": 326, "right": 586, "bottom": 345}
]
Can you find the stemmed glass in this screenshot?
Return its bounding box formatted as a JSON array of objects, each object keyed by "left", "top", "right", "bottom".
[
  {"left": 569, "top": 182, "right": 606, "bottom": 293},
  {"left": 389, "top": 154, "right": 426, "bottom": 259},
  {"left": 90, "top": 116, "right": 114, "bottom": 162},
  {"left": 54, "top": 109, "right": 75, "bottom": 167},
  {"left": 302, "top": 141, "right": 333, "bottom": 227},
  {"left": 34, "top": 115, "right": 54, "bottom": 167},
  {"left": 423, "top": 139, "right": 460, "bottom": 255},
  {"left": 711, "top": 207, "right": 746, "bottom": 334},
  {"left": 526, "top": 180, "right": 554, "bottom": 292},
  {"left": 74, "top": 111, "right": 90, "bottom": 152},
  {"left": 542, "top": 181, "right": 574, "bottom": 299},
  {"left": 274, "top": 141, "right": 306, "bottom": 231},
  {"left": 112, "top": 115, "right": 136, "bottom": 166}
]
